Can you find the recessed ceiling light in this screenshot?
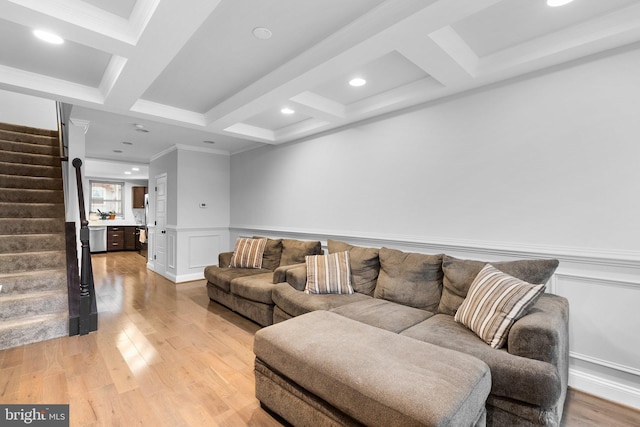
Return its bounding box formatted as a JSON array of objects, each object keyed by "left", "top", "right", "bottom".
[
  {"left": 33, "top": 29, "right": 64, "bottom": 45},
  {"left": 113, "top": 150, "right": 123, "bottom": 153},
  {"left": 281, "top": 107, "right": 295, "bottom": 115},
  {"left": 131, "top": 167, "right": 140, "bottom": 171},
  {"left": 121, "top": 141, "right": 133, "bottom": 145},
  {"left": 349, "top": 77, "right": 367, "bottom": 87},
  {"left": 546, "top": 0, "right": 574, "bottom": 6},
  {"left": 203, "top": 140, "right": 216, "bottom": 144},
  {"left": 124, "top": 171, "right": 132, "bottom": 175},
  {"left": 252, "top": 27, "right": 272, "bottom": 40},
  {"left": 134, "top": 124, "right": 149, "bottom": 133}
]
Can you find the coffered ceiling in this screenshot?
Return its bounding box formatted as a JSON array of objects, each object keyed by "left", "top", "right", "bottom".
[{"left": 1, "top": 0, "right": 639, "bottom": 162}]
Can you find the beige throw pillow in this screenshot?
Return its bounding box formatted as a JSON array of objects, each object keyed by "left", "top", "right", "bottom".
[
  {"left": 455, "top": 264, "right": 545, "bottom": 349},
  {"left": 305, "top": 252, "right": 354, "bottom": 295},
  {"left": 229, "top": 237, "right": 267, "bottom": 269}
]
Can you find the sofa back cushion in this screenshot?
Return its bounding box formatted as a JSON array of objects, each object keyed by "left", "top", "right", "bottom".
[
  {"left": 280, "top": 239, "right": 322, "bottom": 266},
  {"left": 253, "top": 237, "right": 283, "bottom": 271},
  {"left": 328, "top": 240, "right": 380, "bottom": 296},
  {"left": 438, "top": 255, "right": 559, "bottom": 316},
  {"left": 374, "top": 248, "right": 443, "bottom": 312}
]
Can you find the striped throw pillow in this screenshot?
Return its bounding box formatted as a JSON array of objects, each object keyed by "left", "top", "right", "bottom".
[
  {"left": 305, "top": 252, "right": 354, "bottom": 295},
  {"left": 229, "top": 238, "right": 267, "bottom": 269},
  {"left": 454, "top": 264, "right": 546, "bottom": 349}
]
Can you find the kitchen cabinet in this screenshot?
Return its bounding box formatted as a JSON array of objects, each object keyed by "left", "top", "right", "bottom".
[
  {"left": 107, "top": 226, "right": 124, "bottom": 251},
  {"left": 132, "top": 186, "right": 147, "bottom": 209},
  {"left": 124, "top": 226, "right": 137, "bottom": 250},
  {"left": 108, "top": 226, "right": 137, "bottom": 251}
]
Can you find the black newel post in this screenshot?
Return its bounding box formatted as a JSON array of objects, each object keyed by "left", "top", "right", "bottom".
[{"left": 72, "top": 158, "right": 92, "bottom": 335}]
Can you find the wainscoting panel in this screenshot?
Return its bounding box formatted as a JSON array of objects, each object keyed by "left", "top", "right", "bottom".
[
  {"left": 188, "top": 234, "right": 221, "bottom": 269},
  {"left": 174, "top": 227, "right": 229, "bottom": 283},
  {"left": 229, "top": 225, "right": 640, "bottom": 409}
]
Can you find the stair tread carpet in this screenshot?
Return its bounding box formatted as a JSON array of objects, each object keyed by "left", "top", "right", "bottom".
[
  {"left": 0, "top": 161, "right": 61, "bottom": 178},
  {"left": 0, "top": 268, "right": 67, "bottom": 294},
  {"left": 0, "top": 121, "right": 69, "bottom": 351}
]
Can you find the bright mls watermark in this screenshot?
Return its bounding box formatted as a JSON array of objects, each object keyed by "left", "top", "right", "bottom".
[{"left": 1, "top": 405, "right": 69, "bottom": 426}]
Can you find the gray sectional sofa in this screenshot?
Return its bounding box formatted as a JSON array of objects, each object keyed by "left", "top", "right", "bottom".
[{"left": 206, "top": 238, "right": 569, "bottom": 426}]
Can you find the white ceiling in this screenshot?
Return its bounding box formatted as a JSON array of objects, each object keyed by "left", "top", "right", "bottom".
[{"left": 1, "top": 0, "right": 640, "bottom": 165}]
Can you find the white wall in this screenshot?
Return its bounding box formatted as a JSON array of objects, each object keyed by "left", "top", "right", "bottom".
[
  {"left": 0, "top": 89, "right": 57, "bottom": 130},
  {"left": 148, "top": 147, "right": 230, "bottom": 282},
  {"left": 230, "top": 47, "right": 640, "bottom": 408}
]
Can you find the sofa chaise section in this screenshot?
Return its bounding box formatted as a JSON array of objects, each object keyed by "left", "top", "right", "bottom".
[{"left": 255, "top": 310, "right": 491, "bottom": 427}]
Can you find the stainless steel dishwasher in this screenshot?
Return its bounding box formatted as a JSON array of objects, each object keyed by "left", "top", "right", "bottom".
[{"left": 89, "top": 226, "right": 107, "bottom": 253}]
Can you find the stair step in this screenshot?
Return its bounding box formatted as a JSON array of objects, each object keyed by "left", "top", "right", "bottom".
[
  {"left": 0, "top": 161, "right": 61, "bottom": 178},
  {"left": 0, "top": 174, "right": 62, "bottom": 190},
  {"left": 0, "top": 218, "right": 65, "bottom": 235},
  {"left": 0, "top": 233, "right": 66, "bottom": 253},
  {"left": 0, "top": 288, "right": 68, "bottom": 321},
  {"left": 0, "top": 122, "right": 58, "bottom": 137},
  {"left": 0, "top": 269, "right": 67, "bottom": 294},
  {"left": 0, "top": 139, "right": 59, "bottom": 156},
  {"left": 0, "top": 311, "right": 68, "bottom": 351},
  {"left": 0, "top": 202, "right": 65, "bottom": 219},
  {"left": 0, "top": 150, "right": 61, "bottom": 167},
  {"left": 0, "top": 188, "right": 63, "bottom": 203},
  {"left": 0, "top": 129, "right": 57, "bottom": 146},
  {"left": 0, "top": 250, "right": 66, "bottom": 273}
]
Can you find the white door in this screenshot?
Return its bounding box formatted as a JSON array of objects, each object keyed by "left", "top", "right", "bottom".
[{"left": 155, "top": 173, "right": 167, "bottom": 275}]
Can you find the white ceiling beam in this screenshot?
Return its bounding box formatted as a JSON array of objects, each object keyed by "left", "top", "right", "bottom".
[
  {"left": 206, "top": 0, "right": 504, "bottom": 137},
  {"left": 101, "top": 0, "right": 223, "bottom": 109},
  {"left": 480, "top": 3, "right": 640, "bottom": 76},
  {"left": 223, "top": 123, "right": 276, "bottom": 144},
  {"left": 289, "top": 92, "right": 346, "bottom": 121},
  {"left": 129, "top": 99, "right": 207, "bottom": 127},
  {"left": 0, "top": 64, "right": 103, "bottom": 104},
  {"left": 204, "top": 0, "right": 435, "bottom": 127},
  {"left": 275, "top": 118, "right": 331, "bottom": 142}
]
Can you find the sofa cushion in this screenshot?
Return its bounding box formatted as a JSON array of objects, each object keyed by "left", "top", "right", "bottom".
[
  {"left": 272, "top": 283, "right": 370, "bottom": 318},
  {"left": 374, "top": 248, "right": 443, "bottom": 312},
  {"left": 328, "top": 240, "right": 380, "bottom": 296},
  {"left": 330, "top": 298, "right": 434, "bottom": 333},
  {"left": 229, "top": 237, "right": 267, "bottom": 268},
  {"left": 455, "top": 264, "right": 546, "bottom": 349},
  {"left": 305, "top": 252, "right": 353, "bottom": 295},
  {"left": 204, "top": 265, "right": 270, "bottom": 292},
  {"left": 230, "top": 272, "right": 278, "bottom": 305},
  {"left": 438, "top": 256, "right": 559, "bottom": 316},
  {"left": 400, "top": 314, "right": 562, "bottom": 408},
  {"left": 253, "top": 237, "right": 283, "bottom": 271},
  {"left": 279, "top": 239, "right": 322, "bottom": 266}
]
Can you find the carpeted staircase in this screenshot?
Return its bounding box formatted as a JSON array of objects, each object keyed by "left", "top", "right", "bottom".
[{"left": 0, "top": 122, "right": 69, "bottom": 350}]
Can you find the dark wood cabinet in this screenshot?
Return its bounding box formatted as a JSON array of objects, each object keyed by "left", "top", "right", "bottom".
[
  {"left": 124, "top": 226, "right": 137, "bottom": 250},
  {"left": 107, "top": 226, "right": 124, "bottom": 251},
  {"left": 108, "top": 226, "right": 138, "bottom": 251},
  {"left": 132, "top": 186, "right": 147, "bottom": 209}
]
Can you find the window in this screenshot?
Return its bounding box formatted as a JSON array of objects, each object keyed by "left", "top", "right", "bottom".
[{"left": 90, "top": 181, "right": 124, "bottom": 216}]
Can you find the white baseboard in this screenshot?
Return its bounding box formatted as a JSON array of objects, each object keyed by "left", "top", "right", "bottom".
[{"left": 570, "top": 369, "right": 640, "bottom": 409}]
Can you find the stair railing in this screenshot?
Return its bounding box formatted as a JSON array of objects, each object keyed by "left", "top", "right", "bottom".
[{"left": 72, "top": 158, "right": 97, "bottom": 335}]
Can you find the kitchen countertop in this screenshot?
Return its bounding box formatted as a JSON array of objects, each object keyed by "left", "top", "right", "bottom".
[{"left": 88, "top": 221, "right": 145, "bottom": 227}]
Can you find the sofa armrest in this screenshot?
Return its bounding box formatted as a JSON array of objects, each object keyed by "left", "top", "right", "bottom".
[
  {"left": 218, "top": 251, "right": 233, "bottom": 267},
  {"left": 273, "top": 263, "right": 305, "bottom": 284},
  {"left": 507, "top": 293, "right": 569, "bottom": 366},
  {"left": 285, "top": 265, "right": 308, "bottom": 291}
]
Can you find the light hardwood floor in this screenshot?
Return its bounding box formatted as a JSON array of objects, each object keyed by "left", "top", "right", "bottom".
[{"left": 1, "top": 251, "right": 638, "bottom": 426}]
